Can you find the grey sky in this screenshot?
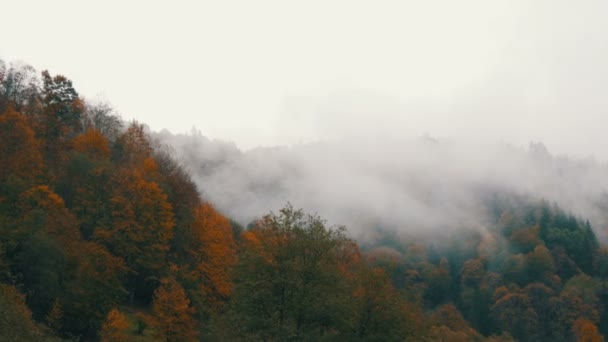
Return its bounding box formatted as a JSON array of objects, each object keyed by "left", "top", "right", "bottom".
[{"left": 3, "top": 1, "right": 608, "bottom": 157}]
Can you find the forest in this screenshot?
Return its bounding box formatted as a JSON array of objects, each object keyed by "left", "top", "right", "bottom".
[{"left": 0, "top": 59, "right": 607, "bottom": 341}]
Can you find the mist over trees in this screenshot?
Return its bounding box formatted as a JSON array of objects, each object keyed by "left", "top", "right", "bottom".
[
  {"left": 1, "top": 58, "right": 607, "bottom": 341},
  {"left": 157, "top": 129, "right": 608, "bottom": 243}
]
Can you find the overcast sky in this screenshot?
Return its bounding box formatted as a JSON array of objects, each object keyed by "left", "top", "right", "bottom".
[{"left": 2, "top": 1, "right": 608, "bottom": 157}]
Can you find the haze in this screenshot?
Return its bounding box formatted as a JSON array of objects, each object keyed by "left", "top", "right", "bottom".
[
  {"left": 4, "top": 1, "right": 608, "bottom": 241},
  {"left": 158, "top": 131, "right": 608, "bottom": 242},
  {"left": 3, "top": 1, "right": 608, "bottom": 158}
]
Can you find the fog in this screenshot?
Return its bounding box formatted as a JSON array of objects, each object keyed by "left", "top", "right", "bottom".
[
  {"left": 4, "top": 1, "right": 608, "bottom": 152},
  {"left": 7, "top": 0, "right": 606, "bottom": 242},
  {"left": 148, "top": 0, "right": 608, "bottom": 242},
  {"left": 158, "top": 128, "right": 608, "bottom": 243}
]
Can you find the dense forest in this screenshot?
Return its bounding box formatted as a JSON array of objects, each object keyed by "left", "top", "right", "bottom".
[{"left": 0, "top": 59, "right": 606, "bottom": 341}]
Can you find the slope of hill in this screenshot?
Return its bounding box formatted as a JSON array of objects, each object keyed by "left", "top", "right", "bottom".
[{"left": 1, "top": 59, "right": 606, "bottom": 341}]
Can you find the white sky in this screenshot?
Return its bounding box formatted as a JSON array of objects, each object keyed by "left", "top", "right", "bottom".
[{"left": 2, "top": 1, "right": 608, "bottom": 157}]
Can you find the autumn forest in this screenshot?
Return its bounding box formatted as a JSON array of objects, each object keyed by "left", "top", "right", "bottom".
[{"left": 1, "top": 60, "right": 607, "bottom": 342}]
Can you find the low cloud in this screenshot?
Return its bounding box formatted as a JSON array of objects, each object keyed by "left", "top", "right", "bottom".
[{"left": 158, "top": 127, "right": 608, "bottom": 243}]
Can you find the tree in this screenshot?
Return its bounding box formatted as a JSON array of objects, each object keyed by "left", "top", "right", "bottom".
[
  {"left": 540, "top": 208, "right": 598, "bottom": 274},
  {"left": 491, "top": 288, "right": 540, "bottom": 341},
  {"left": 39, "top": 70, "right": 83, "bottom": 168},
  {"left": 12, "top": 184, "right": 123, "bottom": 338},
  {"left": 594, "top": 247, "right": 608, "bottom": 287},
  {"left": 427, "top": 303, "right": 481, "bottom": 341},
  {"left": 573, "top": 318, "right": 603, "bottom": 342},
  {"left": 45, "top": 298, "right": 63, "bottom": 333},
  {"left": 81, "top": 101, "right": 123, "bottom": 141},
  {"left": 61, "top": 242, "right": 128, "bottom": 338},
  {"left": 154, "top": 148, "right": 201, "bottom": 261},
  {"left": 551, "top": 246, "right": 581, "bottom": 282},
  {"left": 0, "top": 107, "right": 43, "bottom": 182},
  {"left": 57, "top": 149, "right": 112, "bottom": 239},
  {"left": 113, "top": 122, "right": 153, "bottom": 165},
  {"left": 100, "top": 308, "right": 130, "bottom": 342},
  {"left": 425, "top": 325, "right": 473, "bottom": 342},
  {"left": 350, "top": 266, "right": 425, "bottom": 340},
  {"left": 0, "top": 284, "right": 42, "bottom": 341},
  {"left": 459, "top": 284, "right": 493, "bottom": 334},
  {"left": 95, "top": 168, "right": 175, "bottom": 301},
  {"left": 150, "top": 277, "right": 198, "bottom": 342},
  {"left": 431, "top": 303, "right": 475, "bottom": 334},
  {"left": 562, "top": 275, "right": 601, "bottom": 307},
  {"left": 193, "top": 203, "right": 236, "bottom": 309},
  {"left": 522, "top": 282, "right": 556, "bottom": 338},
  {"left": 0, "top": 107, "right": 45, "bottom": 222},
  {"left": 41, "top": 70, "right": 80, "bottom": 128},
  {"left": 502, "top": 253, "right": 529, "bottom": 286},
  {"left": 71, "top": 128, "right": 111, "bottom": 158},
  {"left": 549, "top": 293, "right": 599, "bottom": 341},
  {"left": 13, "top": 186, "right": 81, "bottom": 320},
  {"left": 461, "top": 258, "right": 485, "bottom": 287},
  {"left": 226, "top": 205, "right": 355, "bottom": 340},
  {"left": 0, "top": 61, "right": 39, "bottom": 113},
  {"left": 509, "top": 225, "right": 541, "bottom": 253},
  {"left": 423, "top": 259, "right": 452, "bottom": 307},
  {"left": 0, "top": 283, "right": 60, "bottom": 341},
  {"left": 526, "top": 244, "right": 556, "bottom": 283},
  {"left": 177, "top": 202, "right": 236, "bottom": 321}
]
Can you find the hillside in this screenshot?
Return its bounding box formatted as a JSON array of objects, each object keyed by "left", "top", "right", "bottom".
[{"left": 1, "top": 60, "right": 607, "bottom": 341}]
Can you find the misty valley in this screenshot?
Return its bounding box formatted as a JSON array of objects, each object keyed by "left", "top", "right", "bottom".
[{"left": 1, "top": 60, "right": 608, "bottom": 342}]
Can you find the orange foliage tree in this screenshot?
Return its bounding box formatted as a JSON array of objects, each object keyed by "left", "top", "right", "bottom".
[
  {"left": 71, "top": 128, "right": 111, "bottom": 158},
  {"left": 0, "top": 107, "right": 43, "bottom": 183},
  {"left": 95, "top": 168, "right": 175, "bottom": 301},
  {"left": 573, "top": 318, "right": 603, "bottom": 342},
  {"left": 100, "top": 308, "right": 130, "bottom": 342},
  {"left": 150, "top": 277, "right": 198, "bottom": 342},
  {"left": 189, "top": 203, "right": 236, "bottom": 311},
  {"left": 114, "top": 122, "right": 153, "bottom": 165}
]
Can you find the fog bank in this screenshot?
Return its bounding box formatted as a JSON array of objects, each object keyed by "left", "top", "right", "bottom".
[{"left": 158, "top": 130, "right": 608, "bottom": 242}]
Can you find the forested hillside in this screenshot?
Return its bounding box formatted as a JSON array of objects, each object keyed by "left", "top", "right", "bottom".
[{"left": 1, "top": 59, "right": 606, "bottom": 341}]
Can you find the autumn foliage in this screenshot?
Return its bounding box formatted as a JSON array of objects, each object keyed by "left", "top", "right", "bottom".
[
  {"left": 100, "top": 309, "right": 129, "bottom": 342},
  {"left": 0, "top": 61, "right": 238, "bottom": 340},
  {"left": 190, "top": 203, "right": 236, "bottom": 309},
  {"left": 150, "top": 278, "right": 198, "bottom": 342},
  {"left": 0, "top": 107, "right": 43, "bottom": 182},
  {"left": 71, "top": 128, "right": 111, "bottom": 158},
  {"left": 2, "top": 58, "right": 608, "bottom": 341}
]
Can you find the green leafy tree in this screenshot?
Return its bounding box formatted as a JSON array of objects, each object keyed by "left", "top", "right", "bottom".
[{"left": 226, "top": 205, "right": 354, "bottom": 340}]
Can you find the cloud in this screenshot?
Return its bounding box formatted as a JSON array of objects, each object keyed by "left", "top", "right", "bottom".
[{"left": 158, "top": 127, "right": 608, "bottom": 243}]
